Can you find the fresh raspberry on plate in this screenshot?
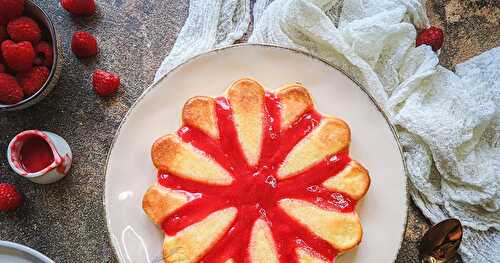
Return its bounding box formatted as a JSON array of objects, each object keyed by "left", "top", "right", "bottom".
[
  {"left": 1, "top": 40, "right": 35, "bottom": 71},
  {"left": 92, "top": 69, "right": 120, "bottom": 96},
  {"left": 17, "top": 66, "right": 49, "bottom": 96},
  {"left": 7, "top": 16, "right": 42, "bottom": 44},
  {"left": 71, "top": 31, "right": 98, "bottom": 58},
  {"left": 0, "top": 0, "right": 25, "bottom": 21},
  {"left": 0, "top": 183, "right": 23, "bottom": 211},
  {"left": 60, "top": 0, "right": 95, "bottom": 16},
  {"left": 0, "top": 73, "right": 23, "bottom": 104},
  {"left": 34, "top": 41, "right": 54, "bottom": 66},
  {"left": 416, "top": 26, "right": 444, "bottom": 52}
]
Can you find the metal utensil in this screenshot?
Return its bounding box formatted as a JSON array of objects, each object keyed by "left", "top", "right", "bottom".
[{"left": 419, "top": 218, "right": 463, "bottom": 263}]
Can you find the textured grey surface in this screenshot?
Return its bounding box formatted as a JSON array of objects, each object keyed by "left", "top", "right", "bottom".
[{"left": 0, "top": 1, "right": 497, "bottom": 262}]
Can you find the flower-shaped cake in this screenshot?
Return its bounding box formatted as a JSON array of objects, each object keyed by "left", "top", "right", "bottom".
[{"left": 143, "top": 78, "right": 370, "bottom": 263}]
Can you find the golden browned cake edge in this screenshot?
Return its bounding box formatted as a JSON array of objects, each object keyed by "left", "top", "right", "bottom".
[
  {"left": 182, "top": 96, "right": 219, "bottom": 140},
  {"left": 151, "top": 134, "right": 233, "bottom": 185},
  {"left": 323, "top": 160, "right": 370, "bottom": 200},
  {"left": 142, "top": 185, "right": 189, "bottom": 225},
  {"left": 276, "top": 84, "right": 314, "bottom": 130},
  {"left": 277, "top": 116, "right": 351, "bottom": 179},
  {"left": 226, "top": 78, "right": 265, "bottom": 166}
]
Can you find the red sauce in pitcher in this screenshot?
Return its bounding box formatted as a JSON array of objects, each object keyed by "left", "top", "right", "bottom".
[{"left": 20, "top": 136, "right": 54, "bottom": 173}]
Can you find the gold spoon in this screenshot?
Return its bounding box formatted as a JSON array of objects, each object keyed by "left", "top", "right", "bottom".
[{"left": 419, "top": 219, "right": 463, "bottom": 263}]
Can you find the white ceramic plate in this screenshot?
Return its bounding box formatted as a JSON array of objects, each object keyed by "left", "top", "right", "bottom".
[
  {"left": 105, "top": 44, "right": 407, "bottom": 263},
  {"left": 0, "top": 241, "right": 54, "bottom": 263}
]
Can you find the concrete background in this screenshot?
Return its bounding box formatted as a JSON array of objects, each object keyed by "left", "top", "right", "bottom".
[{"left": 0, "top": 0, "right": 498, "bottom": 262}]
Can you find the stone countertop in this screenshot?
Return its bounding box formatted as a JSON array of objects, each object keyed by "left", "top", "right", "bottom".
[{"left": 0, "top": 1, "right": 498, "bottom": 262}]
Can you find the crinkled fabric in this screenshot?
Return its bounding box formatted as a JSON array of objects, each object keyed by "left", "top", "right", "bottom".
[{"left": 155, "top": 0, "right": 500, "bottom": 261}]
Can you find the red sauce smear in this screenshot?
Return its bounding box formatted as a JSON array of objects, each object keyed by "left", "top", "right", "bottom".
[
  {"left": 20, "top": 136, "right": 54, "bottom": 173},
  {"left": 159, "top": 92, "right": 353, "bottom": 262}
]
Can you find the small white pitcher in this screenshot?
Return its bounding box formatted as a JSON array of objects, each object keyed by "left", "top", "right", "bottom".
[{"left": 7, "top": 130, "right": 72, "bottom": 184}]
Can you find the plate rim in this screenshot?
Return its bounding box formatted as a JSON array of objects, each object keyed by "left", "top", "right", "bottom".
[
  {"left": 103, "top": 43, "right": 409, "bottom": 262},
  {"left": 0, "top": 240, "right": 55, "bottom": 263}
]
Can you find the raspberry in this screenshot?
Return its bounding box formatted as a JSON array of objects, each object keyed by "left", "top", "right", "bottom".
[
  {"left": 0, "top": 183, "right": 23, "bottom": 211},
  {"left": 1, "top": 40, "right": 35, "bottom": 71},
  {"left": 0, "top": 64, "right": 4, "bottom": 72},
  {"left": 17, "top": 66, "right": 49, "bottom": 96},
  {"left": 71, "top": 31, "right": 98, "bottom": 58},
  {"left": 0, "top": 73, "right": 23, "bottom": 104},
  {"left": 416, "top": 26, "right": 444, "bottom": 52},
  {"left": 7, "top": 16, "right": 42, "bottom": 44},
  {"left": 92, "top": 69, "right": 120, "bottom": 96},
  {"left": 60, "top": 0, "right": 95, "bottom": 16},
  {"left": 34, "top": 41, "right": 54, "bottom": 66},
  {"left": 0, "top": 0, "right": 24, "bottom": 21}
]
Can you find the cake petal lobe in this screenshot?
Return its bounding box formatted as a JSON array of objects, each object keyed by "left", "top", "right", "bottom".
[
  {"left": 152, "top": 134, "right": 233, "bottom": 185},
  {"left": 182, "top": 96, "right": 219, "bottom": 139},
  {"left": 163, "top": 207, "right": 237, "bottom": 263},
  {"left": 323, "top": 160, "right": 370, "bottom": 200},
  {"left": 250, "top": 219, "right": 280, "bottom": 263},
  {"left": 276, "top": 84, "right": 314, "bottom": 130},
  {"left": 278, "top": 117, "right": 350, "bottom": 179},
  {"left": 226, "top": 78, "right": 265, "bottom": 166},
  {"left": 142, "top": 185, "right": 189, "bottom": 225},
  {"left": 279, "top": 199, "right": 362, "bottom": 252}
]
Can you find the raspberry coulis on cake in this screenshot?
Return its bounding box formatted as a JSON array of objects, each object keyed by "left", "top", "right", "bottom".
[{"left": 143, "top": 78, "right": 370, "bottom": 263}]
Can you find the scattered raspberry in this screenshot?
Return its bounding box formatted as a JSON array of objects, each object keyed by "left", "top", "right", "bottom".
[
  {"left": 1, "top": 40, "right": 35, "bottom": 71},
  {"left": 71, "top": 31, "right": 98, "bottom": 58},
  {"left": 0, "top": 73, "right": 23, "bottom": 104},
  {"left": 0, "top": 64, "right": 4, "bottom": 72},
  {"left": 17, "top": 66, "right": 49, "bottom": 96},
  {"left": 60, "top": 0, "right": 96, "bottom": 16},
  {"left": 92, "top": 69, "right": 120, "bottom": 96},
  {"left": 416, "top": 26, "right": 444, "bottom": 52},
  {"left": 34, "top": 41, "right": 53, "bottom": 66},
  {"left": 0, "top": 183, "right": 23, "bottom": 211},
  {"left": 0, "top": 0, "right": 25, "bottom": 21},
  {"left": 7, "top": 16, "right": 42, "bottom": 44}
]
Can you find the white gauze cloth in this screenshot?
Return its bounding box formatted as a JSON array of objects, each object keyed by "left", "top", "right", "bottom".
[{"left": 154, "top": 0, "right": 500, "bottom": 262}]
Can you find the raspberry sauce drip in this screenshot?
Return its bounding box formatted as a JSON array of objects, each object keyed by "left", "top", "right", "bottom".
[
  {"left": 158, "top": 92, "right": 354, "bottom": 262},
  {"left": 20, "top": 136, "right": 54, "bottom": 173}
]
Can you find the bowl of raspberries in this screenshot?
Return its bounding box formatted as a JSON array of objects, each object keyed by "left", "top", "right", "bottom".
[{"left": 0, "top": 0, "right": 61, "bottom": 111}]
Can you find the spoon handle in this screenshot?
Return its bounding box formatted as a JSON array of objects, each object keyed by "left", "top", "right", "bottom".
[
  {"left": 422, "top": 256, "right": 458, "bottom": 263},
  {"left": 422, "top": 256, "right": 437, "bottom": 263}
]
